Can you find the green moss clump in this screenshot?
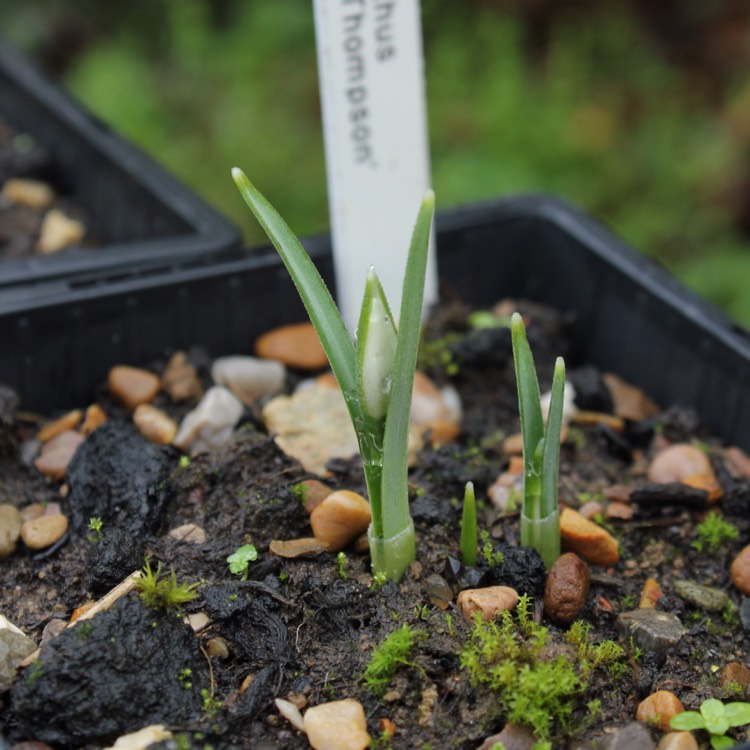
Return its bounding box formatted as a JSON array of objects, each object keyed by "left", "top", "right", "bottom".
[
  {"left": 460, "top": 595, "right": 626, "bottom": 745},
  {"left": 691, "top": 512, "right": 740, "bottom": 554},
  {"left": 362, "top": 623, "right": 423, "bottom": 695}
]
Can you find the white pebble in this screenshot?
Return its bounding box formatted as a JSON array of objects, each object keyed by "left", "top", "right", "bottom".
[
  {"left": 211, "top": 355, "right": 286, "bottom": 405},
  {"left": 173, "top": 386, "right": 244, "bottom": 454}
]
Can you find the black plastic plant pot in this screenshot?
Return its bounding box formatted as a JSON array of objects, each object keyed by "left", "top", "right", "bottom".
[
  {"left": 1, "top": 195, "right": 749, "bottom": 453},
  {"left": 0, "top": 37, "right": 240, "bottom": 288}
]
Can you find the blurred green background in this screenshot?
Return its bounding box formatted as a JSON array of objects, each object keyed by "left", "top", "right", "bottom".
[{"left": 3, "top": 0, "right": 750, "bottom": 326}]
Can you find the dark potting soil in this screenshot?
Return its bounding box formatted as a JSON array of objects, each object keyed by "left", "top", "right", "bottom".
[{"left": 1, "top": 299, "right": 749, "bottom": 749}]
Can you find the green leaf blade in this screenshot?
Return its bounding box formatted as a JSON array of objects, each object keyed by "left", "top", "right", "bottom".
[
  {"left": 723, "top": 702, "right": 750, "bottom": 728},
  {"left": 670, "top": 711, "right": 706, "bottom": 731}
]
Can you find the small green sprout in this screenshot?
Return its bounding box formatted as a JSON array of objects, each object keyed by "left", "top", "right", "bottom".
[
  {"left": 227, "top": 544, "right": 258, "bottom": 580},
  {"left": 336, "top": 551, "right": 349, "bottom": 580},
  {"left": 670, "top": 698, "right": 750, "bottom": 749},
  {"left": 135, "top": 561, "right": 199, "bottom": 613},
  {"left": 233, "top": 168, "right": 434, "bottom": 581},
  {"left": 480, "top": 530, "right": 504, "bottom": 568},
  {"left": 510, "top": 312, "right": 565, "bottom": 569},
  {"left": 461, "top": 481, "right": 478, "bottom": 567},
  {"left": 87, "top": 516, "right": 103, "bottom": 543},
  {"left": 370, "top": 571, "right": 388, "bottom": 592},
  {"left": 178, "top": 455, "right": 191, "bottom": 469},
  {"left": 692, "top": 513, "right": 740, "bottom": 554}
]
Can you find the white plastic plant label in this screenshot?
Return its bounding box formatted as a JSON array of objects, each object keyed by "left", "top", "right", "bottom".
[{"left": 313, "top": 0, "right": 436, "bottom": 333}]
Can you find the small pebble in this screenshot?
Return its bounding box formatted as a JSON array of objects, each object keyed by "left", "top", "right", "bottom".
[
  {"left": 21, "top": 513, "right": 69, "bottom": 550},
  {"left": 648, "top": 444, "right": 720, "bottom": 504},
  {"left": 477, "top": 723, "right": 538, "bottom": 750},
  {"left": 740, "top": 598, "right": 750, "bottom": 634},
  {"left": 36, "top": 208, "right": 86, "bottom": 254},
  {"left": 639, "top": 578, "right": 661, "bottom": 609},
  {"left": 598, "top": 721, "right": 656, "bottom": 750},
  {"left": 1, "top": 177, "right": 54, "bottom": 208},
  {"left": 211, "top": 355, "right": 286, "bottom": 405},
  {"left": 657, "top": 731, "right": 699, "bottom": 750},
  {"left": 276, "top": 697, "right": 305, "bottom": 732},
  {"left": 616, "top": 609, "right": 686, "bottom": 655},
  {"left": 635, "top": 690, "right": 684, "bottom": 731},
  {"left": 303, "top": 698, "right": 371, "bottom": 750},
  {"left": 578, "top": 500, "right": 604, "bottom": 520},
  {"left": 33, "top": 429, "right": 85, "bottom": 479},
  {"left": 0, "top": 626, "right": 37, "bottom": 692},
  {"left": 725, "top": 446, "right": 750, "bottom": 480},
  {"left": 269, "top": 538, "right": 329, "bottom": 558},
  {"left": 310, "top": 491, "right": 371, "bottom": 552},
  {"left": 173, "top": 385, "right": 244, "bottom": 454},
  {"left": 603, "top": 373, "right": 659, "bottom": 421},
  {"left": 294, "top": 479, "right": 333, "bottom": 515},
  {"left": 133, "top": 404, "right": 178, "bottom": 445},
  {"left": 161, "top": 352, "right": 203, "bottom": 403},
  {"left": 256, "top": 322, "right": 328, "bottom": 370},
  {"left": 673, "top": 579, "right": 728, "bottom": 612},
  {"left": 457, "top": 585, "right": 519, "bottom": 623},
  {"left": 205, "top": 637, "right": 229, "bottom": 659},
  {"left": 41, "top": 618, "right": 66, "bottom": 644},
  {"left": 108, "top": 366, "right": 160, "bottom": 410},
  {"left": 186, "top": 612, "right": 210, "bottom": 632},
  {"left": 731, "top": 545, "right": 750, "bottom": 595},
  {"left": 720, "top": 662, "right": 750, "bottom": 691},
  {"left": 605, "top": 502, "right": 634, "bottom": 520},
  {"left": 103, "top": 725, "right": 173, "bottom": 750},
  {"left": 411, "top": 372, "right": 462, "bottom": 444},
  {"left": 37, "top": 410, "right": 82, "bottom": 442},
  {"left": 560, "top": 507, "right": 619, "bottom": 567},
  {"left": 543, "top": 552, "right": 590, "bottom": 624},
  {"left": 80, "top": 403, "right": 107, "bottom": 435},
  {"left": 168, "top": 523, "right": 206, "bottom": 545},
  {"left": 424, "top": 573, "right": 453, "bottom": 610},
  {"left": 0, "top": 504, "right": 22, "bottom": 558}
]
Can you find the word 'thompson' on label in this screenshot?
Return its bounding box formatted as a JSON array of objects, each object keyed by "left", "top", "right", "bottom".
[{"left": 313, "top": 0, "right": 437, "bottom": 333}]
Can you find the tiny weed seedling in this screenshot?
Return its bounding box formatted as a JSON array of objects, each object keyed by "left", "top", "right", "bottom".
[
  {"left": 510, "top": 313, "right": 565, "bottom": 569},
  {"left": 692, "top": 513, "right": 740, "bottom": 554},
  {"left": 227, "top": 544, "right": 258, "bottom": 581},
  {"left": 461, "top": 481, "right": 478, "bottom": 567},
  {"left": 670, "top": 698, "right": 750, "bottom": 749},
  {"left": 233, "top": 168, "right": 434, "bottom": 581},
  {"left": 336, "top": 551, "right": 349, "bottom": 580},
  {"left": 479, "top": 530, "right": 504, "bottom": 568},
  {"left": 136, "top": 561, "right": 199, "bottom": 613},
  {"left": 87, "top": 516, "right": 103, "bottom": 543}
]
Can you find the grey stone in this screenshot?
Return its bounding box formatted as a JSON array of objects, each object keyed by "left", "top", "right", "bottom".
[
  {"left": 0, "top": 628, "right": 37, "bottom": 692},
  {"left": 673, "top": 579, "right": 728, "bottom": 613},
  {"left": 616, "top": 609, "right": 686, "bottom": 655},
  {"left": 598, "top": 722, "right": 656, "bottom": 750}
]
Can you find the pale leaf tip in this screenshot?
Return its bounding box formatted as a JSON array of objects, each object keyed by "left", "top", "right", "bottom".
[{"left": 423, "top": 188, "right": 435, "bottom": 208}]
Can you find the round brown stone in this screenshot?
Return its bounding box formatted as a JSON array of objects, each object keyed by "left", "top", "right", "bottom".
[
  {"left": 731, "top": 544, "right": 750, "bottom": 595},
  {"left": 255, "top": 322, "right": 328, "bottom": 370},
  {"left": 0, "top": 504, "right": 22, "bottom": 558},
  {"left": 635, "top": 690, "right": 684, "bottom": 732},
  {"left": 543, "top": 552, "right": 590, "bottom": 624},
  {"left": 108, "top": 365, "right": 160, "bottom": 410},
  {"left": 21, "top": 514, "right": 69, "bottom": 550}
]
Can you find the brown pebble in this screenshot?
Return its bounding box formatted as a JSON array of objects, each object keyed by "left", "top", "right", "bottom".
[
  {"left": 310, "top": 491, "right": 372, "bottom": 552},
  {"left": 205, "top": 637, "right": 230, "bottom": 659},
  {"left": 731, "top": 544, "right": 750, "bottom": 595},
  {"left": 543, "top": 553, "right": 590, "bottom": 624},
  {"left": 457, "top": 585, "right": 519, "bottom": 623},
  {"left": 603, "top": 372, "right": 659, "bottom": 421},
  {"left": 603, "top": 484, "right": 632, "bottom": 503},
  {"left": 720, "top": 662, "right": 750, "bottom": 691},
  {"left": 37, "top": 410, "right": 82, "bottom": 442},
  {"left": 168, "top": 523, "right": 206, "bottom": 545},
  {"left": 726, "top": 446, "right": 750, "bottom": 480},
  {"left": 161, "top": 352, "right": 203, "bottom": 403},
  {"left": 502, "top": 433, "right": 524, "bottom": 455},
  {"left": 424, "top": 573, "right": 453, "bottom": 610},
  {"left": 40, "top": 618, "right": 66, "bottom": 644},
  {"left": 635, "top": 690, "right": 684, "bottom": 731},
  {"left": 560, "top": 507, "right": 619, "bottom": 567},
  {"left": 240, "top": 674, "right": 254, "bottom": 695},
  {"left": 639, "top": 578, "right": 661, "bottom": 609},
  {"left": 20, "top": 504, "right": 45, "bottom": 523},
  {"left": 573, "top": 410, "right": 625, "bottom": 432},
  {"left": 36, "top": 209, "right": 85, "bottom": 254},
  {"left": 256, "top": 322, "right": 328, "bottom": 370},
  {"left": 108, "top": 365, "right": 160, "bottom": 410},
  {"left": 2, "top": 177, "right": 55, "bottom": 208},
  {"left": 578, "top": 500, "right": 604, "bottom": 520},
  {"left": 80, "top": 404, "right": 107, "bottom": 435},
  {"left": 657, "top": 732, "right": 699, "bottom": 750},
  {"left": 133, "top": 404, "right": 177, "bottom": 445},
  {"left": 295, "top": 479, "right": 333, "bottom": 516},
  {"left": 507, "top": 456, "right": 524, "bottom": 475},
  {"left": 33, "top": 430, "right": 85, "bottom": 479},
  {"left": 605, "top": 502, "right": 634, "bottom": 520},
  {"left": 0, "top": 504, "right": 22, "bottom": 558},
  {"left": 70, "top": 601, "right": 96, "bottom": 623},
  {"left": 269, "top": 538, "right": 329, "bottom": 558},
  {"left": 648, "top": 443, "right": 712, "bottom": 484},
  {"left": 21, "top": 514, "right": 68, "bottom": 550},
  {"left": 303, "top": 698, "right": 371, "bottom": 750}
]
